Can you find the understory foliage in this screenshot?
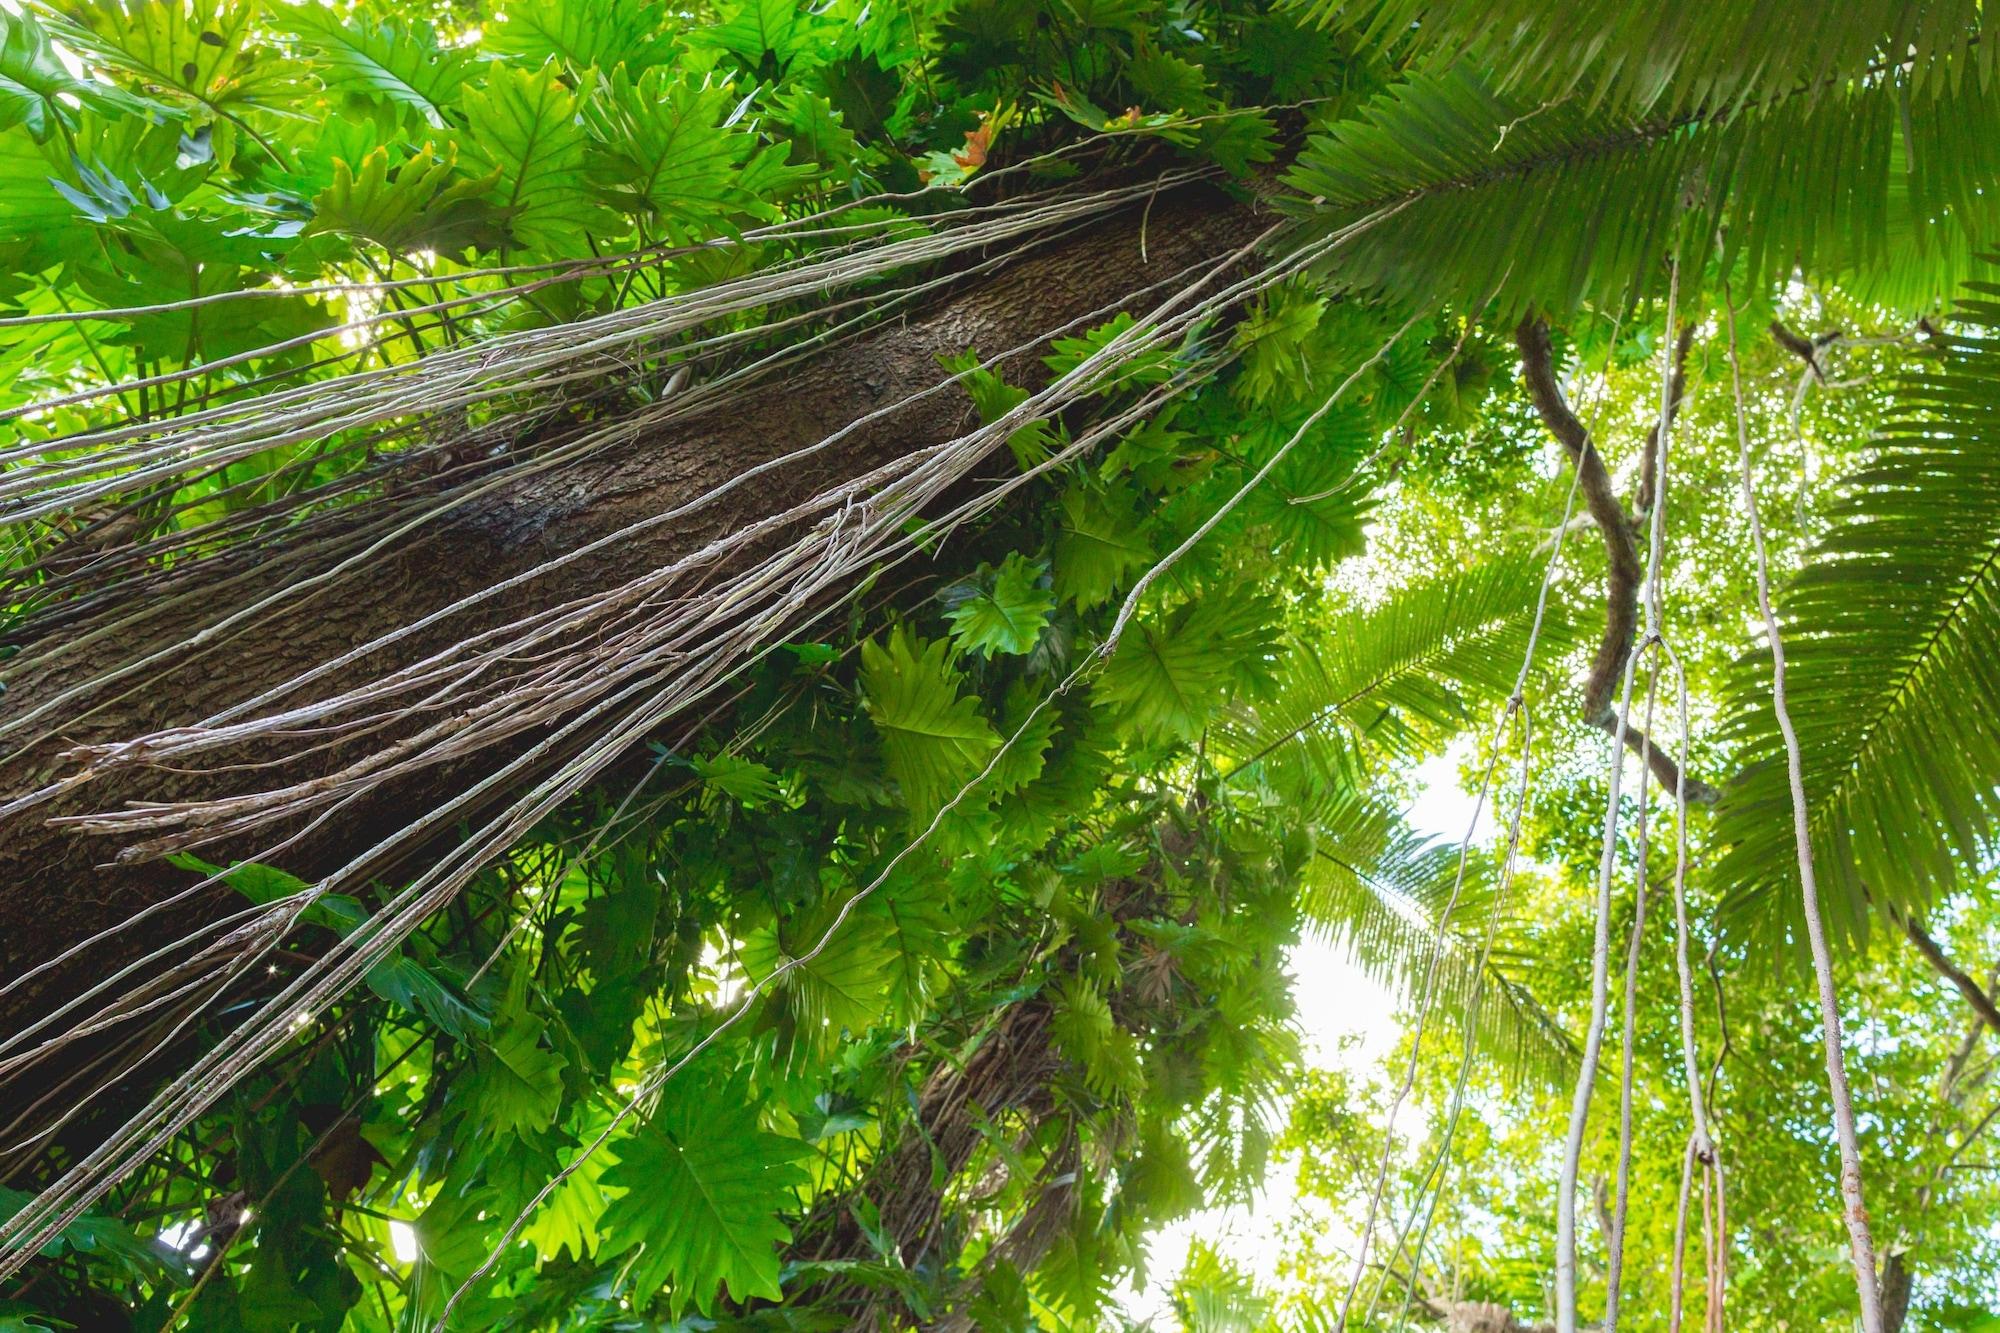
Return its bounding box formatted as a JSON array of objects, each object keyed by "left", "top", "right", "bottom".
[{"left": 4, "top": 1, "right": 2000, "bottom": 1332}]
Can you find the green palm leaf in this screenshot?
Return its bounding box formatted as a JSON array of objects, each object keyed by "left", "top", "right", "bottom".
[
  {"left": 1286, "top": 65, "right": 2000, "bottom": 316},
  {"left": 1220, "top": 553, "right": 1572, "bottom": 774},
  {"left": 1215, "top": 555, "right": 1576, "bottom": 1080},
  {"left": 1300, "top": 0, "right": 1984, "bottom": 117},
  {"left": 1714, "top": 282, "right": 2000, "bottom": 949},
  {"left": 1300, "top": 787, "right": 1574, "bottom": 1084}
]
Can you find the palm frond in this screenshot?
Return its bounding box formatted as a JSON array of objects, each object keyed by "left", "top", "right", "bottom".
[
  {"left": 1285, "top": 65, "right": 2000, "bottom": 316},
  {"left": 1220, "top": 552, "right": 1572, "bottom": 775},
  {"left": 1300, "top": 787, "right": 1576, "bottom": 1085},
  {"left": 1714, "top": 278, "right": 2000, "bottom": 949},
  {"left": 1301, "top": 0, "right": 1985, "bottom": 117}
]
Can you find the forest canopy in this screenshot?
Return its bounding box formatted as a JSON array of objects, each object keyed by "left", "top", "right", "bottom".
[{"left": 0, "top": 0, "right": 1997, "bottom": 1331}]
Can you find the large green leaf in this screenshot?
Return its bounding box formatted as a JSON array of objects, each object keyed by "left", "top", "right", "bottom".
[
  {"left": 860, "top": 626, "right": 999, "bottom": 817},
  {"left": 1099, "top": 593, "right": 1280, "bottom": 744},
  {"left": 1302, "top": 0, "right": 1983, "bottom": 115},
  {"left": 0, "top": 9, "right": 147, "bottom": 138},
  {"left": 1714, "top": 284, "right": 2000, "bottom": 948},
  {"left": 598, "top": 1084, "right": 808, "bottom": 1316},
  {"left": 462, "top": 1011, "right": 568, "bottom": 1137},
  {"left": 308, "top": 142, "right": 498, "bottom": 253},
  {"left": 945, "top": 552, "right": 1056, "bottom": 658},
  {"left": 695, "top": 0, "right": 828, "bottom": 72},
  {"left": 488, "top": 0, "right": 674, "bottom": 74},
  {"left": 1286, "top": 65, "right": 2000, "bottom": 316},
  {"left": 45, "top": 0, "right": 303, "bottom": 136},
  {"left": 0, "top": 134, "right": 84, "bottom": 243},
  {"left": 1221, "top": 554, "right": 1570, "bottom": 772},
  {"left": 274, "top": 5, "right": 473, "bottom": 126},
  {"left": 1053, "top": 485, "right": 1153, "bottom": 609},
  {"left": 583, "top": 65, "right": 806, "bottom": 237},
  {"left": 459, "top": 61, "right": 618, "bottom": 254},
  {"left": 518, "top": 1137, "right": 610, "bottom": 1264},
  {"left": 740, "top": 896, "right": 894, "bottom": 1046}
]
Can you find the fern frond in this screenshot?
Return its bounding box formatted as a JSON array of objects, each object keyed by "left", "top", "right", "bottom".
[
  {"left": 1301, "top": 0, "right": 1985, "bottom": 117},
  {"left": 1299, "top": 788, "right": 1575, "bottom": 1084},
  {"left": 1286, "top": 66, "right": 2000, "bottom": 316},
  {"left": 1714, "top": 281, "right": 2000, "bottom": 948},
  {"left": 1220, "top": 553, "right": 1570, "bottom": 774}
]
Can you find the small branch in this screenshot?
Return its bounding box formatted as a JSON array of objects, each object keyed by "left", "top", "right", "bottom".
[
  {"left": 1516, "top": 316, "right": 1640, "bottom": 727},
  {"left": 1769, "top": 319, "right": 1835, "bottom": 381},
  {"left": 1616, "top": 722, "right": 1716, "bottom": 805},
  {"left": 1897, "top": 913, "right": 2000, "bottom": 1040},
  {"left": 1514, "top": 317, "right": 1717, "bottom": 804}
]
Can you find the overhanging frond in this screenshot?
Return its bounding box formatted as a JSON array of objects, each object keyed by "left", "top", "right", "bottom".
[
  {"left": 1285, "top": 65, "right": 2000, "bottom": 316},
  {"left": 1300, "top": 788, "right": 1575, "bottom": 1085},
  {"left": 1301, "top": 0, "right": 1985, "bottom": 117},
  {"left": 1715, "top": 275, "right": 2000, "bottom": 949},
  {"left": 1219, "top": 552, "right": 1572, "bottom": 775}
]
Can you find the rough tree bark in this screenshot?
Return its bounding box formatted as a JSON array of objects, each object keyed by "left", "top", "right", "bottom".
[{"left": 0, "top": 180, "right": 1270, "bottom": 1085}]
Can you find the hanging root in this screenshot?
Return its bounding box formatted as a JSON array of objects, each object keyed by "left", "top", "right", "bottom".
[
  {"left": 1637, "top": 324, "right": 1696, "bottom": 516},
  {"left": 1514, "top": 316, "right": 1716, "bottom": 804},
  {"left": 1722, "top": 283, "right": 1884, "bottom": 1333}
]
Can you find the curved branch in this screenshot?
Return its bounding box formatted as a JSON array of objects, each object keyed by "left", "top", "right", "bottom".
[
  {"left": 1514, "top": 317, "right": 1715, "bottom": 802},
  {"left": 1897, "top": 912, "right": 2000, "bottom": 1039}
]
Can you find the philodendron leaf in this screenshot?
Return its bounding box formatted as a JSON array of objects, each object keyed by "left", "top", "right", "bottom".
[
  {"left": 459, "top": 61, "right": 618, "bottom": 253},
  {"left": 860, "top": 626, "right": 998, "bottom": 817},
  {"left": 598, "top": 1081, "right": 808, "bottom": 1316},
  {"left": 945, "top": 553, "right": 1056, "bottom": 657}
]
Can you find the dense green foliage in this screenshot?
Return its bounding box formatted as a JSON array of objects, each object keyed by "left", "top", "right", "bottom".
[{"left": 5, "top": 1, "right": 2000, "bottom": 1331}]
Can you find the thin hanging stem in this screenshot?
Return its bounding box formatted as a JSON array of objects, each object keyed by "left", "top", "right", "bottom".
[
  {"left": 1709, "top": 1159, "right": 1730, "bottom": 1333},
  {"left": 1333, "top": 404, "right": 1580, "bottom": 1333},
  {"left": 1558, "top": 256, "right": 1682, "bottom": 1333},
  {"left": 1365, "top": 313, "right": 1622, "bottom": 1329},
  {"left": 1721, "top": 280, "right": 1883, "bottom": 1332},
  {"left": 1606, "top": 667, "right": 1658, "bottom": 1333},
  {"left": 1670, "top": 1129, "right": 1699, "bottom": 1333},
  {"left": 1660, "top": 632, "right": 1722, "bottom": 1331}
]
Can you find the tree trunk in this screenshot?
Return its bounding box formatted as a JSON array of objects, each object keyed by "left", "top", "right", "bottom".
[
  {"left": 1880, "top": 1251, "right": 1912, "bottom": 1333},
  {"left": 0, "top": 178, "right": 1268, "bottom": 1112}
]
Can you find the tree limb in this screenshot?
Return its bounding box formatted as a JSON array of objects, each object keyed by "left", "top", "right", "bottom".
[
  {"left": 1514, "top": 317, "right": 1717, "bottom": 803},
  {"left": 1897, "top": 912, "right": 2000, "bottom": 1040},
  {"left": 1768, "top": 319, "right": 1835, "bottom": 381}
]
